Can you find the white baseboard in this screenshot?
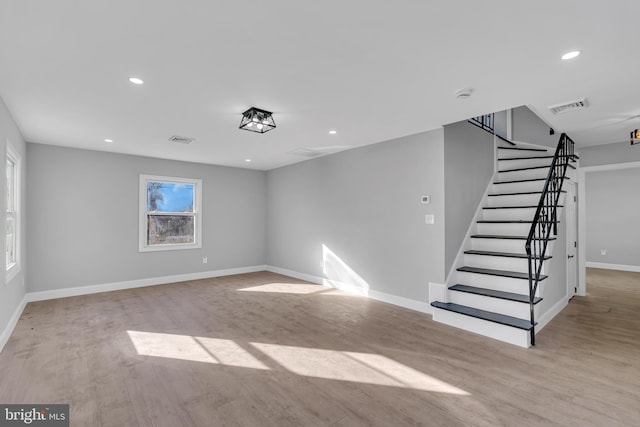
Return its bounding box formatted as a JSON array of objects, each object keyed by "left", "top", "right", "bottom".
[
  {"left": 265, "top": 265, "right": 432, "bottom": 314},
  {"left": 585, "top": 262, "right": 640, "bottom": 273},
  {"left": 265, "top": 266, "right": 325, "bottom": 287},
  {"left": 535, "top": 295, "right": 568, "bottom": 333},
  {"left": 26, "top": 265, "right": 268, "bottom": 303},
  {"left": 0, "top": 294, "right": 27, "bottom": 354}
]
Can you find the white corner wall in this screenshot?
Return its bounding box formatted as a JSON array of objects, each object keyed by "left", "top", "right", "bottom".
[{"left": 0, "top": 97, "right": 28, "bottom": 352}]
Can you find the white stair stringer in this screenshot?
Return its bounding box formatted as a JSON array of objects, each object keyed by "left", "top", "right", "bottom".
[{"left": 431, "top": 140, "right": 571, "bottom": 348}]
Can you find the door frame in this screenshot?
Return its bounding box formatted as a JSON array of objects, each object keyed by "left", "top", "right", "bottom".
[{"left": 577, "top": 160, "right": 640, "bottom": 296}]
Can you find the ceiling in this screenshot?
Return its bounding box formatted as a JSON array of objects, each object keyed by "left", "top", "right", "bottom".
[{"left": 1, "top": 1, "right": 639, "bottom": 170}]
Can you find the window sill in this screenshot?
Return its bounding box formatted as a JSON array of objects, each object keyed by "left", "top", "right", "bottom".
[
  {"left": 6, "top": 264, "right": 20, "bottom": 284},
  {"left": 139, "top": 242, "right": 202, "bottom": 253}
]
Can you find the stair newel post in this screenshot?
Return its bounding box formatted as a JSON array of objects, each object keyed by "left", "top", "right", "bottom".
[{"left": 526, "top": 241, "right": 536, "bottom": 346}]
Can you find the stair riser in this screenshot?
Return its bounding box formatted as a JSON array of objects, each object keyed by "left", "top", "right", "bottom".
[
  {"left": 448, "top": 291, "right": 540, "bottom": 319},
  {"left": 432, "top": 308, "right": 531, "bottom": 348},
  {"left": 497, "top": 149, "right": 551, "bottom": 160},
  {"left": 470, "top": 238, "right": 528, "bottom": 253},
  {"left": 455, "top": 271, "right": 539, "bottom": 295},
  {"left": 497, "top": 168, "right": 549, "bottom": 181},
  {"left": 470, "top": 238, "right": 555, "bottom": 255},
  {"left": 463, "top": 254, "right": 545, "bottom": 274},
  {"left": 476, "top": 222, "right": 534, "bottom": 235},
  {"left": 483, "top": 208, "right": 537, "bottom": 221},
  {"left": 491, "top": 181, "right": 546, "bottom": 193},
  {"left": 498, "top": 158, "right": 552, "bottom": 170},
  {"left": 486, "top": 194, "right": 544, "bottom": 207}
]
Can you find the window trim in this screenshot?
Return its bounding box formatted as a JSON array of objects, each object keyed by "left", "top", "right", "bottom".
[
  {"left": 139, "top": 174, "right": 203, "bottom": 252},
  {"left": 6, "top": 142, "right": 21, "bottom": 282}
]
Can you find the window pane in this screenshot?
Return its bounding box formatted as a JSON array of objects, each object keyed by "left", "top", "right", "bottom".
[
  {"left": 6, "top": 159, "right": 14, "bottom": 211},
  {"left": 6, "top": 215, "right": 15, "bottom": 266},
  {"left": 147, "top": 181, "right": 194, "bottom": 212},
  {"left": 147, "top": 215, "right": 195, "bottom": 245}
]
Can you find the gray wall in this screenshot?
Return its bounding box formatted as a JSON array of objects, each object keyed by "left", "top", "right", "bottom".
[
  {"left": 493, "top": 110, "right": 508, "bottom": 140},
  {"left": 0, "top": 98, "right": 27, "bottom": 340},
  {"left": 443, "top": 120, "right": 494, "bottom": 273},
  {"left": 267, "top": 129, "right": 445, "bottom": 302},
  {"left": 578, "top": 141, "right": 640, "bottom": 167},
  {"left": 585, "top": 167, "right": 640, "bottom": 266},
  {"left": 27, "top": 144, "right": 267, "bottom": 292},
  {"left": 512, "top": 106, "right": 557, "bottom": 148}
]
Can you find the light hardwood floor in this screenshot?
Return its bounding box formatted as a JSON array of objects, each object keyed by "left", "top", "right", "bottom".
[{"left": 1, "top": 268, "right": 638, "bottom": 426}]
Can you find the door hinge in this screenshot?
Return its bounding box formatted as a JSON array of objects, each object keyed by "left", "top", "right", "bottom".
[
  {"left": 574, "top": 241, "right": 577, "bottom": 248},
  {"left": 574, "top": 196, "right": 577, "bottom": 202}
]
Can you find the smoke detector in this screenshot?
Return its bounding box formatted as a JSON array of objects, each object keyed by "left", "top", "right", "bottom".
[
  {"left": 548, "top": 98, "right": 589, "bottom": 114},
  {"left": 455, "top": 88, "right": 473, "bottom": 99},
  {"left": 168, "top": 135, "right": 195, "bottom": 144}
]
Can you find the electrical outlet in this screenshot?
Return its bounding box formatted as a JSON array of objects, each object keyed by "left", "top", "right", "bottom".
[
  {"left": 203, "top": 256, "right": 208, "bottom": 264},
  {"left": 600, "top": 249, "right": 606, "bottom": 256}
]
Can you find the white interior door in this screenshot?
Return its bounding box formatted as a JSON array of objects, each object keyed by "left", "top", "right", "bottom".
[{"left": 565, "top": 181, "right": 578, "bottom": 298}]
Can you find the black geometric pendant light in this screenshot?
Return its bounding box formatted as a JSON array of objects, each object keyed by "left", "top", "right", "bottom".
[{"left": 239, "top": 107, "right": 276, "bottom": 134}]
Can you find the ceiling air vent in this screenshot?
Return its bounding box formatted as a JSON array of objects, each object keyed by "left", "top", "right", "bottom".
[
  {"left": 168, "top": 135, "right": 195, "bottom": 144},
  {"left": 548, "top": 98, "right": 589, "bottom": 115}
]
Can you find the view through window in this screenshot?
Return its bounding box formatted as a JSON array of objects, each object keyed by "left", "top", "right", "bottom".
[{"left": 139, "top": 175, "right": 202, "bottom": 252}]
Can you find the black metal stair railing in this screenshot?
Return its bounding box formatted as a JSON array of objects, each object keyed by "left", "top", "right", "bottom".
[
  {"left": 468, "top": 113, "right": 516, "bottom": 146},
  {"left": 525, "top": 133, "right": 575, "bottom": 346},
  {"left": 469, "top": 114, "right": 494, "bottom": 133}
]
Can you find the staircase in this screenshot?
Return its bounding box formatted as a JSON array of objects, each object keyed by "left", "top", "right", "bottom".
[{"left": 431, "top": 136, "right": 576, "bottom": 348}]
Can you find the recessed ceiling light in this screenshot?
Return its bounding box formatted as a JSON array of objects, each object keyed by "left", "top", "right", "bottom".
[
  {"left": 329, "top": 130, "right": 337, "bottom": 135},
  {"left": 561, "top": 50, "right": 581, "bottom": 60},
  {"left": 129, "top": 77, "right": 144, "bottom": 85},
  {"left": 245, "top": 159, "right": 252, "bottom": 162},
  {"left": 104, "top": 139, "right": 113, "bottom": 143}
]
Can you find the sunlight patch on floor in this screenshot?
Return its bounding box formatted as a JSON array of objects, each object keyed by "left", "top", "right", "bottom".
[
  {"left": 251, "top": 342, "right": 470, "bottom": 395},
  {"left": 127, "top": 331, "right": 469, "bottom": 394},
  {"left": 127, "top": 331, "right": 269, "bottom": 370}
]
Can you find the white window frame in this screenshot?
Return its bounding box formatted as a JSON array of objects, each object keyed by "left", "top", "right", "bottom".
[
  {"left": 139, "top": 174, "right": 202, "bottom": 252},
  {"left": 6, "top": 142, "right": 21, "bottom": 282}
]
